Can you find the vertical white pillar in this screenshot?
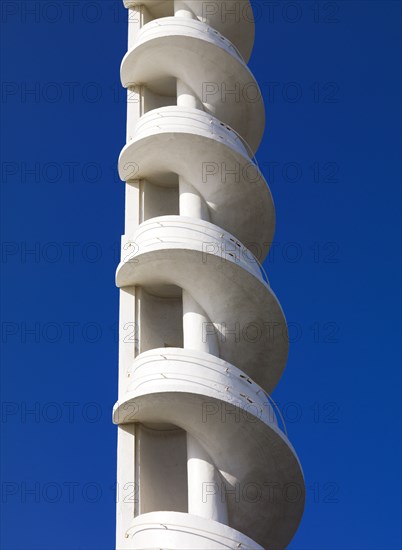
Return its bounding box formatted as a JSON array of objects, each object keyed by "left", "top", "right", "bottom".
[
  {"left": 175, "top": 1, "right": 207, "bottom": 225},
  {"left": 176, "top": 30, "right": 226, "bottom": 517},
  {"left": 182, "top": 290, "right": 218, "bottom": 356},
  {"left": 179, "top": 178, "right": 210, "bottom": 222},
  {"left": 175, "top": 0, "right": 203, "bottom": 111},
  {"left": 177, "top": 79, "right": 203, "bottom": 110},
  {"left": 177, "top": 80, "right": 207, "bottom": 222},
  {"left": 116, "top": 5, "right": 142, "bottom": 549},
  {"left": 187, "top": 434, "right": 229, "bottom": 523},
  {"left": 174, "top": 0, "right": 195, "bottom": 19},
  {"left": 182, "top": 290, "right": 227, "bottom": 523}
]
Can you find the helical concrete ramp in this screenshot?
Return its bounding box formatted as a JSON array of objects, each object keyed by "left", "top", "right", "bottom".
[{"left": 114, "top": 2, "right": 305, "bottom": 549}]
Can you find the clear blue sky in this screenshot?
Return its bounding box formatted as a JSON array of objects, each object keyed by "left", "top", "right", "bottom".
[{"left": 1, "top": 1, "right": 401, "bottom": 549}]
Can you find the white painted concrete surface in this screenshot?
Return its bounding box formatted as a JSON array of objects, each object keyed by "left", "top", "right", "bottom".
[{"left": 114, "top": 1, "right": 305, "bottom": 548}]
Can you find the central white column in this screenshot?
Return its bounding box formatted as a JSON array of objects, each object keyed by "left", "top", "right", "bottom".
[
  {"left": 172, "top": 7, "right": 227, "bottom": 514},
  {"left": 187, "top": 433, "right": 228, "bottom": 523},
  {"left": 182, "top": 290, "right": 218, "bottom": 357},
  {"left": 174, "top": 0, "right": 194, "bottom": 19},
  {"left": 180, "top": 173, "right": 226, "bottom": 523},
  {"left": 177, "top": 80, "right": 203, "bottom": 110},
  {"left": 180, "top": 179, "right": 224, "bottom": 521},
  {"left": 175, "top": 2, "right": 208, "bottom": 224},
  {"left": 175, "top": 0, "right": 203, "bottom": 112},
  {"left": 182, "top": 290, "right": 227, "bottom": 523},
  {"left": 179, "top": 178, "right": 210, "bottom": 221}
]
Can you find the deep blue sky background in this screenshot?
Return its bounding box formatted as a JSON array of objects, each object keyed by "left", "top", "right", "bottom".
[{"left": 1, "top": 1, "right": 401, "bottom": 549}]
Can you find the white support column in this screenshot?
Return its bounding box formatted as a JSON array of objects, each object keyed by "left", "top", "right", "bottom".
[
  {"left": 175, "top": 0, "right": 203, "bottom": 112},
  {"left": 179, "top": 178, "right": 210, "bottom": 222},
  {"left": 182, "top": 290, "right": 218, "bottom": 357},
  {"left": 187, "top": 434, "right": 229, "bottom": 523},
  {"left": 116, "top": 6, "right": 143, "bottom": 549},
  {"left": 182, "top": 290, "right": 228, "bottom": 523},
  {"left": 174, "top": 0, "right": 195, "bottom": 19},
  {"left": 177, "top": 79, "right": 203, "bottom": 110},
  {"left": 177, "top": 60, "right": 226, "bottom": 520},
  {"left": 116, "top": 2, "right": 305, "bottom": 547},
  {"left": 177, "top": 81, "right": 206, "bottom": 218}
]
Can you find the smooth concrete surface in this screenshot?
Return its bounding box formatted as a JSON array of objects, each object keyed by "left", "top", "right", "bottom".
[
  {"left": 120, "top": 347, "right": 276, "bottom": 424},
  {"left": 136, "top": 287, "right": 183, "bottom": 352},
  {"left": 124, "top": 511, "right": 263, "bottom": 549},
  {"left": 120, "top": 18, "right": 265, "bottom": 152},
  {"left": 116, "top": 215, "right": 288, "bottom": 394},
  {"left": 136, "top": 424, "right": 188, "bottom": 514},
  {"left": 115, "top": 1, "right": 305, "bottom": 548},
  {"left": 119, "top": 107, "right": 275, "bottom": 259},
  {"left": 182, "top": 289, "right": 219, "bottom": 357},
  {"left": 187, "top": 434, "right": 229, "bottom": 524},
  {"left": 123, "top": 0, "right": 256, "bottom": 62},
  {"left": 113, "top": 347, "right": 305, "bottom": 549}
]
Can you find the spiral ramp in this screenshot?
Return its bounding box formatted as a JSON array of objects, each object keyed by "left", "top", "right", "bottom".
[{"left": 114, "top": 2, "right": 305, "bottom": 549}]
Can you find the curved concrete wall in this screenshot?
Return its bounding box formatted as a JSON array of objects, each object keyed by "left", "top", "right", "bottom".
[{"left": 114, "top": 2, "right": 305, "bottom": 549}]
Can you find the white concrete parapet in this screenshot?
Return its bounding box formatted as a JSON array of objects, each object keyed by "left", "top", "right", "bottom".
[{"left": 114, "top": 2, "right": 305, "bottom": 548}]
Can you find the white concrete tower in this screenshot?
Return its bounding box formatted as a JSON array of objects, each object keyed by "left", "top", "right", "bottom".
[{"left": 113, "top": 1, "right": 305, "bottom": 548}]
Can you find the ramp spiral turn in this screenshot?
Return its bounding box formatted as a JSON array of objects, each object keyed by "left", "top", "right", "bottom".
[{"left": 114, "top": 2, "right": 305, "bottom": 548}]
